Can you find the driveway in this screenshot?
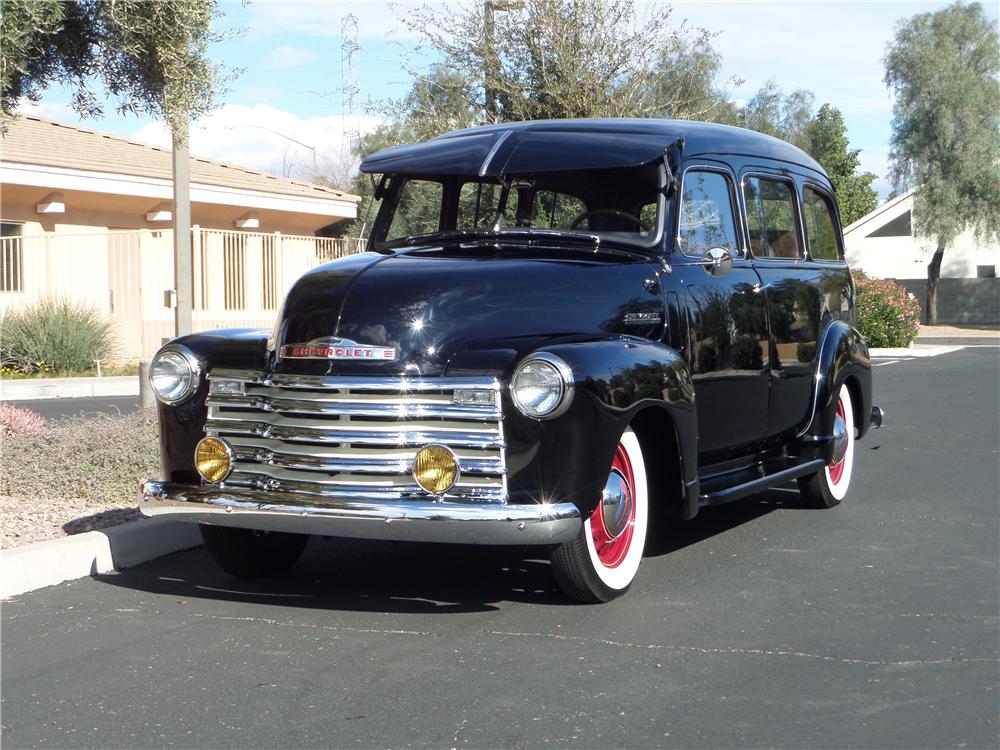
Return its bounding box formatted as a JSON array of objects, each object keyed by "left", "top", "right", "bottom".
[{"left": 2, "top": 347, "right": 997, "bottom": 749}]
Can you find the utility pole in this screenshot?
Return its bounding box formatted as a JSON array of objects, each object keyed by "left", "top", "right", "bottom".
[
  {"left": 172, "top": 119, "right": 193, "bottom": 337},
  {"left": 484, "top": 1, "right": 497, "bottom": 122}
]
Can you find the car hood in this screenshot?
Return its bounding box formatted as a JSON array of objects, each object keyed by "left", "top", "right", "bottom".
[{"left": 271, "top": 243, "right": 664, "bottom": 377}]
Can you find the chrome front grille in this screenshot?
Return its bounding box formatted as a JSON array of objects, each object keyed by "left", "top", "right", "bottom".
[{"left": 205, "top": 369, "right": 508, "bottom": 503}]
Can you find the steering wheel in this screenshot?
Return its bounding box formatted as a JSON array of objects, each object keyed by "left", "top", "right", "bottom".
[{"left": 569, "top": 208, "right": 651, "bottom": 232}]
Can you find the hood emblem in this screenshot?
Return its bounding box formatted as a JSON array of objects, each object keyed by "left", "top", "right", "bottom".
[{"left": 279, "top": 336, "right": 397, "bottom": 361}]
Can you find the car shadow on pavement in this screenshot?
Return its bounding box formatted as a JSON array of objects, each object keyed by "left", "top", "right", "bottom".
[{"left": 93, "top": 485, "right": 806, "bottom": 612}]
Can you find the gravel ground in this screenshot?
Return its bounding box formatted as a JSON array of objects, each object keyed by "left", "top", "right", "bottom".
[
  {"left": 0, "top": 495, "right": 142, "bottom": 549},
  {"left": 0, "top": 408, "right": 157, "bottom": 550}
]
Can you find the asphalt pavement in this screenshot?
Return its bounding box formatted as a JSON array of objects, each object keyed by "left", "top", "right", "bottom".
[
  {"left": 2, "top": 348, "right": 998, "bottom": 749},
  {"left": 13, "top": 396, "right": 140, "bottom": 421}
]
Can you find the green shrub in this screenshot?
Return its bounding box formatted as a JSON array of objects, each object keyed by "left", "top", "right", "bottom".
[
  {"left": 1, "top": 298, "right": 117, "bottom": 374},
  {"left": 0, "top": 409, "right": 159, "bottom": 504},
  {"left": 853, "top": 269, "right": 922, "bottom": 348}
]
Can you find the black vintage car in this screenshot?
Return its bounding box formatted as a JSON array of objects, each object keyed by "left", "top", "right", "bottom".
[{"left": 141, "top": 119, "right": 883, "bottom": 602}]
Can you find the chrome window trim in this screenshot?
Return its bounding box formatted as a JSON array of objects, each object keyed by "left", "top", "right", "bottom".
[
  {"left": 675, "top": 164, "right": 747, "bottom": 259},
  {"left": 740, "top": 171, "right": 807, "bottom": 263},
  {"left": 150, "top": 344, "right": 202, "bottom": 405}
]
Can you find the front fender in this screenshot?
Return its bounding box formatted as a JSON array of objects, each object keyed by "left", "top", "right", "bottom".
[
  {"left": 482, "top": 335, "right": 698, "bottom": 519},
  {"left": 154, "top": 329, "right": 269, "bottom": 482}
]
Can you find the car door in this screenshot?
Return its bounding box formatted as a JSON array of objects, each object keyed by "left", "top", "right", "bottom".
[
  {"left": 673, "top": 163, "right": 770, "bottom": 463},
  {"left": 741, "top": 169, "right": 846, "bottom": 441}
]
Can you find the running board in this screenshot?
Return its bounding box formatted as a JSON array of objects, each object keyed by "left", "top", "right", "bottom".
[{"left": 698, "top": 458, "right": 826, "bottom": 507}]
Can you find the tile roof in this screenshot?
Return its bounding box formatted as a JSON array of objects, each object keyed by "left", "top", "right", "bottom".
[{"left": 1, "top": 116, "right": 360, "bottom": 203}]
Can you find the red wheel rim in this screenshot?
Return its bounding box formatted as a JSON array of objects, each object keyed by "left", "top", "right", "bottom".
[
  {"left": 828, "top": 399, "right": 847, "bottom": 485},
  {"left": 590, "top": 442, "right": 637, "bottom": 568}
]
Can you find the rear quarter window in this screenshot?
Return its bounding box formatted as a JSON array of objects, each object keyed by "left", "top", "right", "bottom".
[{"left": 802, "top": 186, "right": 841, "bottom": 261}]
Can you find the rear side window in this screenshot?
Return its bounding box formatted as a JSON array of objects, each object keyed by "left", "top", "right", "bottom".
[
  {"left": 677, "top": 170, "right": 740, "bottom": 257},
  {"left": 457, "top": 182, "right": 506, "bottom": 230},
  {"left": 803, "top": 187, "right": 841, "bottom": 261},
  {"left": 531, "top": 190, "right": 587, "bottom": 230},
  {"left": 743, "top": 176, "right": 801, "bottom": 259}
]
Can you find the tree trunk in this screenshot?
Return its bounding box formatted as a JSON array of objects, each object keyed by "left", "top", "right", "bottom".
[{"left": 925, "top": 240, "right": 946, "bottom": 326}]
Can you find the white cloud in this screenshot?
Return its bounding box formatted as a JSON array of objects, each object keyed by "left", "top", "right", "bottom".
[
  {"left": 130, "top": 104, "right": 382, "bottom": 186},
  {"left": 264, "top": 44, "right": 316, "bottom": 70},
  {"left": 16, "top": 99, "right": 78, "bottom": 121}
]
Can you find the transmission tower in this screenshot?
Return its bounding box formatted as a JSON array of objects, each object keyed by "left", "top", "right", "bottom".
[{"left": 340, "top": 13, "right": 362, "bottom": 162}]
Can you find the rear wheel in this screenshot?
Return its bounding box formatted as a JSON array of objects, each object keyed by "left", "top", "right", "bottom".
[
  {"left": 551, "top": 428, "right": 649, "bottom": 603},
  {"left": 200, "top": 525, "right": 309, "bottom": 578},
  {"left": 798, "top": 383, "right": 855, "bottom": 508}
]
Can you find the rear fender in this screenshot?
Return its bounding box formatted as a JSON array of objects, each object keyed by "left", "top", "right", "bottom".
[{"left": 799, "top": 321, "right": 873, "bottom": 460}]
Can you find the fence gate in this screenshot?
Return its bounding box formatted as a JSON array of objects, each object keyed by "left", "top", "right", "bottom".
[{"left": 107, "top": 232, "right": 143, "bottom": 358}]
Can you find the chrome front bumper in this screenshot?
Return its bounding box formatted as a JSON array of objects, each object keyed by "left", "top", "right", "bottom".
[{"left": 140, "top": 481, "right": 581, "bottom": 546}]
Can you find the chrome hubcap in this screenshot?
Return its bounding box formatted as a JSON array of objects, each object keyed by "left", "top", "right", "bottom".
[
  {"left": 831, "top": 412, "right": 849, "bottom": 464},
  {"left": 601, "top": 469, "right": 632, "bottom": 540}
]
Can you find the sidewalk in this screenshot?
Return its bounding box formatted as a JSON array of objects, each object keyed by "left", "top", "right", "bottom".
[
  {"left": 917, "top": 324, "right": 1000, "bottom": 338},
  {"left": 0, "top": 375, "right": 139, "bottom": 401}
]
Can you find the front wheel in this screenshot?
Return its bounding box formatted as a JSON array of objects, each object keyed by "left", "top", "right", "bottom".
[
  {"left": 798, "top": 383, "right": 855, "bottom": 508},
  {"left": 550, "top": 428, "right": 649, "bottom": 603},
  {"left": 200, "top": 525, "right": 309, "bottom": 578}
]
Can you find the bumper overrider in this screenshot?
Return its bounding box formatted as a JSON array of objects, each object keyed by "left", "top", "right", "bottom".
[{"left": 139, "top": 481, "right": 582, "bottom": 545}]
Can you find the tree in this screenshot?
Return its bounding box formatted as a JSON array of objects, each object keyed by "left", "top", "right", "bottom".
[
  {"left": 1, "top": 0, "right": 232, "bottom": 131},
  {"left": 1, "top": 0, "right": 236, "bottom": 336},
  {"left": 394, "top": 0, "right": 731, "bottom": 124},
  {"left": 884, "top": 2, "right": 1000, "bottom": 324},
  {"left": 738, "top": 80, "right": 815, "bottom": 149},
  {"left": 804, "top": 104, "right": 878, "bottom": 226}
]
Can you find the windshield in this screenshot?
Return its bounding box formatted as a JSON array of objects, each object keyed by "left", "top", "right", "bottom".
[{"left": 369, "top": 162, "right": 667, "bottom": 251}]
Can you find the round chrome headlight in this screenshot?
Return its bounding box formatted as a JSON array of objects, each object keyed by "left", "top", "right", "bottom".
[
  {"left": 511, "top": 353, "right": 573, "bottom": 419},
  {"left": 149, "top": 346, "right": 200, "bottom": 404}
]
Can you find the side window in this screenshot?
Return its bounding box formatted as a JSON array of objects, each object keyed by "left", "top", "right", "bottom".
[
  {"left": 803, "top": 186, "right": 841, "bottom": 261},
  {"left": 677, "top": 170, "right": 740, "bottom": 256},
  {"left": 386, "top": 180, "right": 443, "bottom": 241},
  {"left": 743, "top": 176, "right": 801, "bottom": 259},
  {"left": 531, "top": 190, "right": 587, "bottom": 230}
]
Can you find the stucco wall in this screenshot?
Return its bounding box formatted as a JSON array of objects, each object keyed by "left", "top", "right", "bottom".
[{"left": 844, "top": 193, "right": 1000, "bottom": 280}]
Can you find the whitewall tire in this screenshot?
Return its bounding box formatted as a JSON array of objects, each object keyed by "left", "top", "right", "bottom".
[{"left": 551, "top": 428, "right": 649, "bottom": 602}]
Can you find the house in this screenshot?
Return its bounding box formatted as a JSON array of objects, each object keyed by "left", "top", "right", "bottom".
[
  {"left": 843, "top": 188, "right": 1000, "bottom": 324},
  {"left": 1, "top": 116, "right": 362, "bottom": 357}
]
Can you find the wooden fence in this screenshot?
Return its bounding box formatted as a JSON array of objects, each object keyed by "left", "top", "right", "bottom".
[{"left": 0, "top": 227, "right": 365, "bottom": 358}]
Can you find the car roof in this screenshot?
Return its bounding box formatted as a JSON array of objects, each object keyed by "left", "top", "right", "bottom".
[{"left": 361, "top": 118, "right": 827, "bottom": 178}]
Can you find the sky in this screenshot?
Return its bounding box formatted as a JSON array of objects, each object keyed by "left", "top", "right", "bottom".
[{"left": 21, "top": 0, "right": 1000, "bottom": 199}]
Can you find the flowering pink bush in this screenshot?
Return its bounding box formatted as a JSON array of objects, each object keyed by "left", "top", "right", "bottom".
[
  {"left": 853, "top": 269, "right": 922, "bottom": 348},
  {"left": 0, "top": 404, "right": 46, "bottom": 437}
]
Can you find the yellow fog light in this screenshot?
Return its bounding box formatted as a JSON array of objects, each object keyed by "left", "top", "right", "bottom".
[
  {"left": 412, "top": 444, "right": 459, "bottom": 495},
  {"left": 195, "top": 437, "right": 233, "bottom": 483}
]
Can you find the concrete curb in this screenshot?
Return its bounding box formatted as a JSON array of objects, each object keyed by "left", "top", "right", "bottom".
[
  {"left": 0, "top": 518, "right": 202, "bottom": 598},
  {"left": 870, "top": 344, "right": 964, "bottom": 358},
  {"left": 1, "top": 375, "right": 140, "bottom": 401}
]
